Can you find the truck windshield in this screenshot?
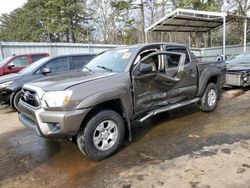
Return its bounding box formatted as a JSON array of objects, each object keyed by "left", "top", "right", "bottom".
[
  {"left": 0, "top": 56, "right": 12, "bottom": 67},
  {"left": 83, "top": 48, "right": 136, "bottom": 73}
]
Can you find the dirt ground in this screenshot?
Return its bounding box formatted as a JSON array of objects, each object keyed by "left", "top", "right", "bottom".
[{"left": 0, "top": 89, "right": 250, "bottom": 188}]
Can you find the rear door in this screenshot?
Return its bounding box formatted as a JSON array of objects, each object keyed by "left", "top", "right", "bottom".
[
  {"left": 4, "top": 55, "right": 31, "bottom": 74},
  {"left": 164, "top": 45, "right": 198, "bottom": 100}
]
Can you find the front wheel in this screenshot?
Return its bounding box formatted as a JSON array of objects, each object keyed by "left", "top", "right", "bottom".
[
  {"left": 200, "top": 83, "right": 218, "bottom": 112},
  {"left": 11, "top": 90, "right": 22, "bottom": 112},
  {"left": 77, "top": 110, "right": 125, "bottom": 160}
]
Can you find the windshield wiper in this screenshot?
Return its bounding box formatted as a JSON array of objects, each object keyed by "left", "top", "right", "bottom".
[{"left": 97, "top": 65, "right": 113, "bottom": 72}]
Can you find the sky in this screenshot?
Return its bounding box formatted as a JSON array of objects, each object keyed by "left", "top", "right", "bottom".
[{"left": 0, "top": 0, "right": 27, "bottom": 15}]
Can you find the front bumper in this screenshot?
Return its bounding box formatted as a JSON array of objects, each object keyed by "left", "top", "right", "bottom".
[
  {"left": 0, "top": 88, "right": 12, "bottom": 105},
  {"left": 225, "top": 72, "right": 250, "bottom": 87},
  {"left": 18, "top": 100, "right": 90, "bottom": 138}
]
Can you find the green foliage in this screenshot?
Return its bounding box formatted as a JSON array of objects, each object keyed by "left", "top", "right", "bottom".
[
  {"left": 0, "top": 0, "right": 91, "bottom": 42},
  {"left": 0, "top": 0, "right": 248, "bottom": 46},
  {"left": 171, "top": 0, "right": 222, "bottom": 11}
]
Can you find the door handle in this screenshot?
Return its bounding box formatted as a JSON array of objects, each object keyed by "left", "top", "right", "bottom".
[
  {"left": 189, "top": 69, "right": 194, "bottom": 73},
  {"left": 189, "top": 69, "right": 196, "bottom": 77}
]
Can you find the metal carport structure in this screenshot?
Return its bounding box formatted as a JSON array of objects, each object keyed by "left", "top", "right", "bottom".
[{"left": 145, "top": 8, "right": 250, "bottom": 60}]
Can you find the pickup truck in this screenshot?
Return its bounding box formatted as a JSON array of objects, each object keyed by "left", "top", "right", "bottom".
[{"left": 18, "top": 43, "right": 226, "bottom": 160}]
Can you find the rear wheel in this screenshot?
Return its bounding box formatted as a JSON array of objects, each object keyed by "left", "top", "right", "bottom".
[
  {"left": 11, "top": 90, "right": 22, "bottom": 112},
  {"left": 200, "top": 83, "right": 218, "bottom": 112},
  {"left": 77, "top": 110, "right": 125, "bottom": 160}
]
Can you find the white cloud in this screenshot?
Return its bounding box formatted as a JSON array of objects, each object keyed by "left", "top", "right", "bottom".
[{"left": 0, "top": 0, "right": 27, "bottom": 15}]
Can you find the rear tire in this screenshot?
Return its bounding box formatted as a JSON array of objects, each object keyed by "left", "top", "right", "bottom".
[
  {"left": 77, "top": 110, "right": 125, "bottom": 160},
  {"left": 11, "top": 90, "right": 22, "bottom": 112},
  {"left": 200, "top": 83, "right": 218, "bottom": 112}
]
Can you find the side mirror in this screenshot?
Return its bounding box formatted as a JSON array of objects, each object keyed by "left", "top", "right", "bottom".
[
  {"left": 42, "top": 67, "right": 51, "bottom": 74},
  {"left": 139, "top": 63, "right": 153, "bottom": 74},
  {"left": 7, "top": 64, "right": 15, "bottom": 69}
]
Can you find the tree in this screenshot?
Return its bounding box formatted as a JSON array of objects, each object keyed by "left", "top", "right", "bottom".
[{"left": 0, "top": 0, "right": 91, "bottom": 43}]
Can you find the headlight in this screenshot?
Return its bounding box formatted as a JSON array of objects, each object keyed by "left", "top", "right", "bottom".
[
  {"left": 42, "top": 90, "right": 72, "bottom": 107},
  {"left": 0, "top": 81, "right": 13, "bottom": 89}
]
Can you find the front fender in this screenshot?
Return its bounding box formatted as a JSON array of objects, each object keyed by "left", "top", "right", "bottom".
[
  {"left": 76, "top": 87, "right": 134, "bottom": 140},
  {"left": 76, "top": 87, "right": 133, "bottom": 119}
]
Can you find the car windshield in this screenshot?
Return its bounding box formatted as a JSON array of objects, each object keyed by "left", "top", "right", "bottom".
[
  {"left": 226, "top": 54, "right": 250, "bottom": 65},
  {"left": 0, "top": 56, "right": 13, "bottom": 67},
  {"left": 83, "top": 48, "right": 136, "bottom": 73},
  {"left": 19, "top": 56, "right": 51, "bottom": 74}
]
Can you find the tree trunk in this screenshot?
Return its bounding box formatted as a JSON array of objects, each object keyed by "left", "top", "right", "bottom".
[{"left": 140, "top": 0, "right": 146, "bottom": 43}]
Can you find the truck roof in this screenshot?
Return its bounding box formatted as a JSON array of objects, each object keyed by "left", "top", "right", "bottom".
[
  {"left": 49, "top": 53, "right": 98, "bottom": 59},
  {"left": 114, "top": 43, "right": 187, "bottom": 50}
]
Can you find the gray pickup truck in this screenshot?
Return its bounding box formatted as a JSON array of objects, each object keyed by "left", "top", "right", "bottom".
[{"left": 18, "top": 43, "right": 226, "bottom": 160}]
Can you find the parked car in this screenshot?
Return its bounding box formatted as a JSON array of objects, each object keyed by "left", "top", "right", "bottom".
[
  {"left": 0, "top": 53, "right": 96, "bottom": 110},
  {"left": 0, "top": 53, "right": 49, "bottom": 76},
  {"left": 18, "top": 43, "right": 226, "bottom": 160},
  {"left": 225, "top": 53, "right": 250, "bottom": 87}
]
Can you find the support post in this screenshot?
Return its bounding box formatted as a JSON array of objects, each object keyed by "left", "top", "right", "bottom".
[
  {"left": 223, "top": 16, "right": 226, "bottom": 60},
  {"left": 0, "top": 42, "right": 3, "bottom": 59},
  {"left": 145, "top": 31, "right": 148, "bottom": 43},
  {"left": 188, "top": 33, "right": 191, "bottom": 47},
  {"left": 160, "top": 32, "right": 163, "bottom": 42},
  {"left": 244, "top": 18, "right": 247, "bottom": 53}
]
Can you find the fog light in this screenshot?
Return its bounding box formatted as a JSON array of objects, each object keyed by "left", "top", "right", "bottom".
[
  {"left": 243, "top": 76, "right": 248, "bottom": 81},
  {"left": 48, "top": 123, "right": 60, "bottom": 132},
  {"left": 53, "top": 123, "right": 60, "bottom": 129}
]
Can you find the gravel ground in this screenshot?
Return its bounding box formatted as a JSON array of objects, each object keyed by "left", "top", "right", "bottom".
[{"left": 0, "top": 89, "right": 249, "bottom": 188}]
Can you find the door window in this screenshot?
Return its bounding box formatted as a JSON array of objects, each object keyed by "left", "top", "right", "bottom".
[
  {"left": 140, "top": 54, "right": 159, "bottom": 72},
  {"left": 71, "top": 55, "right": 95, "bottom": 70},
  {"left": 31, "top": 55, "right": 47, "bottom": 62},
  {"left": 44, "top": 57, "right": 69, "bottom": 73},
  {"left": 165, "top": 53, "right": 182, "bottom": 69},
  {"left": 166, "top": 46, "right": 190, "bottom": 64},
  {"left": 9, "top": 56, "right": 29, "bottom": 68}
]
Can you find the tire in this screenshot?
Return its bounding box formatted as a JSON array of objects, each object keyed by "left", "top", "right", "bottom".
[
  {"left": 77, "top": 110, "right": 125, "bottom": 160},
  {"left": 200, "top": 83, "right": 218, "bottom": 112},
  {"left": 11, "top": 90, "right": 22, "bottom": 112}
]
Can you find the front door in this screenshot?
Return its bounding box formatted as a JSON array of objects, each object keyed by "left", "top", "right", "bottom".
[
  {"left": 4, "top": 55, "right": 31, "bottom": 74},
  {"left": 132, "top": 51, "right": 186, "bottom": 116}
]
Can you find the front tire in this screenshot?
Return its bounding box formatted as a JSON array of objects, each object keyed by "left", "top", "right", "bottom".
[
  {"left": 77, "top": 110, "right": 125, "bottom": 160},
  {"left": 200, "top": 83, "right": 218, "bottom": 112}
]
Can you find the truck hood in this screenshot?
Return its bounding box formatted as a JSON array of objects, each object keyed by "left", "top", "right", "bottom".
[
  {"left": 0, "top": 73, "right": 23, "bottom": 84},
  {"left": 28, "top": 71, "right": 117, "bottom": 91},
  {"left": 227, "top": 64, "right": 250, "bottom": 72}
]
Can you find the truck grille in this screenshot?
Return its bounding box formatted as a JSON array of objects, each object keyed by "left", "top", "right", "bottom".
[
  {"left": 20, "top": 89, "right": 41, "bottom": 108},
  {"left": 225, "top": 73, "right": 242, "bottom": 86}
]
